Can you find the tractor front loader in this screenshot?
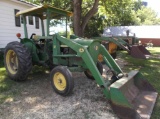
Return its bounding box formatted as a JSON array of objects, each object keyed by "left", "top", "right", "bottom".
[
  {"left": 4, "top": 5, "right": 157, "bottom": 119},
  {"left": 94, "top": 36, "right": 151, "bottom": 59}
]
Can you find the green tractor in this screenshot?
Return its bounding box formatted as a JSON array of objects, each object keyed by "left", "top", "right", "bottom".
[{"left": 4, "top": 5, "right": 158, "bottom": 119}]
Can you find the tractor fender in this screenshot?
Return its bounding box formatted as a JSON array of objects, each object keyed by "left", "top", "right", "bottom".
[{"left": 20, "top": 38, "right": 40, "bottom": 62}]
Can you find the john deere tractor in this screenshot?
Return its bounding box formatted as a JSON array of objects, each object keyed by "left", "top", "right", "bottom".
[{"left": 4, "top": 5, "right": 157, "bottom": 119}]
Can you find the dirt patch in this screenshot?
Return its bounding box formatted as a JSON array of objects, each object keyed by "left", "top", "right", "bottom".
[{"left": 0, "top": 57, "right": 126, "bottom": 119}]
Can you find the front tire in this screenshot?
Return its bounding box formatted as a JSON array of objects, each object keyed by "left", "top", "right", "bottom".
[
  {"left": 4, "top": 41, "right": 32, "bottom": 81},
  {"left": 50, "top": 66, "right": 74, "bottom": 96}
]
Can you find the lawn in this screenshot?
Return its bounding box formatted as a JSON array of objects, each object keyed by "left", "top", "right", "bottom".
[
  {"left": 0, "top": 47, "right": 160, "bottom": 118},
  {"left": 0, "top": 68, "right": 18, "bottom": 104}
]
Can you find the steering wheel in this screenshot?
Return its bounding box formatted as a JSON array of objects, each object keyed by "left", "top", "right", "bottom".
[{"left": 30, "top": 33, "right": 36, "bottom": 39}]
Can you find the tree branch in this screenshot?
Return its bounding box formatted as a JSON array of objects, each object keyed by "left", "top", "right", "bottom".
[{"left": 81, "top": 0, "right": 99, "bottom": 32}]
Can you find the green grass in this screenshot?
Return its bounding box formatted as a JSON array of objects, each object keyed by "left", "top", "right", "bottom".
[
  {"left": 0, "top": 65, "right": 48, "bottom": 104},
  {"left": 0, "top": 68, "right": 18, "bottom": 104},
  {"left": 0, "top": 50, "right": 28, "bottom": 104},
  {"left": 119, "top": 47, "right": 160, "bottom": 119}
]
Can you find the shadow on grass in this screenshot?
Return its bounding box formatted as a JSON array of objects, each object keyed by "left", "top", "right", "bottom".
[
  {"left": 0, "top": 68, "right": 18, "bottom": 104},
  {"left": 0, "top": 66, "right": 50, "bottom": 104},
  {"left": 0, "top": 51, "right": 17, "bottom": 103}
]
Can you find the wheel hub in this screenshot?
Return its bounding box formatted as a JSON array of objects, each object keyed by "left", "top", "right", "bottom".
[
  {"left": 6, "top": 50, "right": 18, "bottom": 74},
  {"left": 53, "top": 72, "right": 66, "bottom": 91},
  {"left": 58, "top": 79, "right": 62, "bottom": 84}
]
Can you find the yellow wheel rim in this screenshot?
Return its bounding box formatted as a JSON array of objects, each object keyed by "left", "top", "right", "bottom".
[
  {"left": 6, "top": 50, "right": 18, "bottom": 74},
  {"left": 53, "top": 72, "right": 66, "bottom": 91}
]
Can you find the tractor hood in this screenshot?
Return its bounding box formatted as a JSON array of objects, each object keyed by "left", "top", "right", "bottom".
[
  {"left": 71, "top": 38, "right": 102, "bottom": 63},
  {"left": 71, "top": 38, "right": 101, "bottom": 48}
]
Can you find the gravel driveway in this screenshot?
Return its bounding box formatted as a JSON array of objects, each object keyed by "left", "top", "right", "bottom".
[{"left": 0, "top": 58, "right": 127, "bottom": 119}]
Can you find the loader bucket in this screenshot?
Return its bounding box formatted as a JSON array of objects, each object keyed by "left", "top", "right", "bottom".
[
  {"left": 130, "top": 45, "right": 151, "bottom": 59},
  {"left": 110, "top": 71, "right": 158, "bottom": 119}
]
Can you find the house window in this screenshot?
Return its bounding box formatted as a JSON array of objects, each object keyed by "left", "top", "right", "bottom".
[
  {"left": 35, "top": 17, "right": 39, "bottom": 29},
  {"left": 28, "top": 16, "right": 33, "bottom": 25},
  {"left": 14, "top": 9, "right": 21, "bottom": 27}
]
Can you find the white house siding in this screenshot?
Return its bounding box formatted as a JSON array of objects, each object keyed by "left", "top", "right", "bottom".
[{"left": 0, "top": 0, "right": 44, "bottom": 48}]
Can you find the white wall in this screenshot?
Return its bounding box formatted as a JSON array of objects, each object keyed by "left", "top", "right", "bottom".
[
  {"left": 103, "top": 25, "right": 160, "bottom": 38},
  {"left": 0, "top": 0, "right": 44, "bottom": 48}
]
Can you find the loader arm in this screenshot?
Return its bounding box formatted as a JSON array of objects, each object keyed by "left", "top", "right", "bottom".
[{"left": 94, "top": 36, "right": 130, "bottom": 52}]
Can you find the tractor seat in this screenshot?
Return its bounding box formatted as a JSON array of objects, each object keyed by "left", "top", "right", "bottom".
[
  {"left": 30, "top": 34, "right": 45, "bottom": 50},
  {"left": 30, "top": 33, "right": 36, "bottom": 40}
]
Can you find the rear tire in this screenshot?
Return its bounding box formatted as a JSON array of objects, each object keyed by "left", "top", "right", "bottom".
[
  {"left": 4, "top": 41, "right": 32, "bottom": 81},
  {"left": 50, "top": 66, "right": 74, "bottom": 96},
  {"left": 84, "top": 61, "right": 103, "bottom": 80}
]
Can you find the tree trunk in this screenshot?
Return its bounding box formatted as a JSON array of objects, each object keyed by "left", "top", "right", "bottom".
[
  {"left": 81, "top": 0, "right": 99, "bottom": 34},
  {"left": 73, "top": 0, "right": 83, "bottom": 36},
  {"left": 73, "top": 0, "right": 99, "bottom": 37}
]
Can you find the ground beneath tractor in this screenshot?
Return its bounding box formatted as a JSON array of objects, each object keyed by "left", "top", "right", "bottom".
[{"left": 0, "top": 56, "right": 128, "bottom": 119}]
